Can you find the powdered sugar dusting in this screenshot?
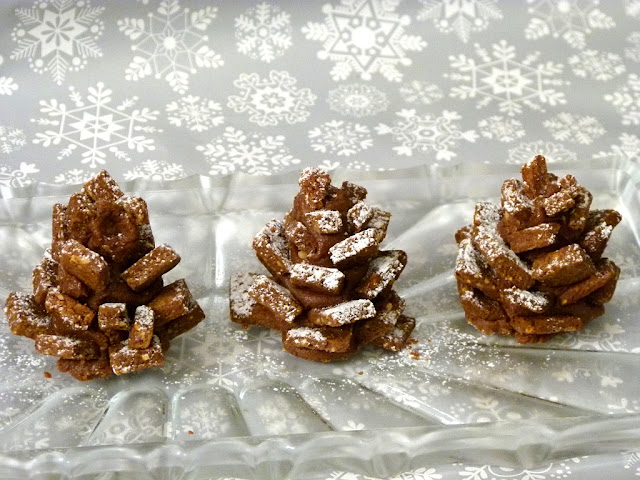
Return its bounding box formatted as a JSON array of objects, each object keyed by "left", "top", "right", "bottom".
[
  {"left": 230, "top": 273, "right": 258, "bottom": 318},
  {"left": 287, "top": 327, "right": 326, "bottom": 343},
  {"left": 329, "top": 229, "right": 378, "bottom": 265},
  {"left": 502, "top": 287, "right": 550, "bottom": 313},
  {"left": 305, "top": 210, "right": 343, "bottom": 234},
  {"left": 290, "top": 263, "right": 345, "bottom": 292},
  {"left": 317, "top": 299, "right": 375, "bottom": 325}
]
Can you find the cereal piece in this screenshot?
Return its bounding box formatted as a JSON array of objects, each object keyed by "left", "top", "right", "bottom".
[
  {"left": 57, "top": 264, "right": 89, "bottom": 299},
  {"left": 248, "top": 275, "right": 302, "bottom": 324},
  {"left": 542, "top": 185, "right": 578, "bottom": 217},
  {"left": 304, "top": 210, "right": 343, "bottom": 234},
  {"left": 587, "top": 262, "right": 620, "bottom": 306},
  {"left": 506, "top": 223, "right": 560, "bottom": 254},
  {"left": 511, "top": 315, "right": 584, "bottom": 335},
  {"left": 466, "top": 313, "right": 514, "bottom": 337},
  {"left": 364, "top": 207, "right": 391, "bottom": 242},
  {"left": 118, "top": 195, "right": 155, "bottom": 256},
  {"left": 5, "top": 292, "right": 52, "bottom": 339},
  {"left": 472, "top": 202, "right": 533, "bottom": 289},
  {"left": 457, "top": 281, "right": 507, "bottom": 323},
  {"left": 284, "top": 325, "right": 353, "bottom": 353},
  {"left": 521, "top": 155, "right": 549, "bottom": 198},
  {"left": 347, "top": 201, "right": 373, "bottom": 233},
  {"left": 253, "top": 219, "right": 292, "bottom": 277},
  {"left": 341, "top": 181, "right": 368, "bottom": 204},
  {"left": 229, "top": 273, "right": 288, "bottom": 331},
  {"left": 370, "top": 315, "right": 415, "bottom": 352},
  {"left": 35, "top": 334, "right": 100, "bottom": 360},
  {"left": 356, "top": 250, "right": 407, "bottom": 299},
  {"left": 566, "top": 187, "right": 592, "bottom": 233},
  {"left": 45, "top": 289, "right": 94, "bottom": 332},
  {"left": 33, "top": 254, "right": 58, "bottom": 305},
  {"left": 59, "top": 239, "right": 110, "bottom": 292},
  {"left": 308, "top": 299, "right": 376, "bottom": 327},
  {"left": 557, "top": 258, "right": 620, "bottom": 306},
  {"left": 109, "top": 335, "right": 164, "bottom": 375},
  {"left": 147, "top": 279, "right": 195, "bottom": 326},
  {"left": 87, "top": 277, "right": 163, "bottom": 310},
  {"left": 282, "top": 340, "right": 356, "bottom": 362},
  {"left": 98, "top": 303, "right": 131, "bottom": 331},
  {"left": 122, "top": 244, "right": 181, "bottom": 291},
  {"left": 579, "top": 209, "right": 622, "bottom": 259},
  {"left": 155, "top": 304, "right": 205, "bottom": 341},
  {"left": 66, "top": 192, "right": 96, "bottom": 244},
  {"left": 88, "top": 198, "right": 141, "bottom": 264},
  {"left": 298, "top": 167, "right": 331, "bottom": 210},
  {"left": 57, "top": 352, "right": 113, "bottom": 381},
  {"left": 531, "top": 244, "right": 595, "bottom": 287},
  {"left": 455, "top": 225, "right": 472, "bottom": 244},
  {"left": 500, "top": 179, "right": 533, "bottom": 232},
  {"left": 289, "top": 263, "right": 345, "bottom": 294},
  {"left": 329, "top": 229, "right": 379, "bottom": 267},
  {"left": 50, "top": 203, "right": 68, "bottom": 261},
  {"left": 129, "top": 305, "right": 155, "bottom": 349},
  {"left": 500, "top": 287, "right": 552, "bottom": 318},
  {"left": 354, "top": 291, "right": 404, "bottom": 345},
  {"left": 284, "top": 217, "right": 317, "bottom": 258},
  {"left": 83, "top": 170, "right": 124, "bottom": 202}
]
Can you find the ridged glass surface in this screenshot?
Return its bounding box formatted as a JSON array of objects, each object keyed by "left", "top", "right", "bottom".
[{"left": 0, "top": 160, "right": 639, "bottom": 476}]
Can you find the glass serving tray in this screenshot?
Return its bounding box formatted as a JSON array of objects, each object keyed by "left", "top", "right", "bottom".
[{"left": 0, "top": 159, "right": 639, "bottom": 478}]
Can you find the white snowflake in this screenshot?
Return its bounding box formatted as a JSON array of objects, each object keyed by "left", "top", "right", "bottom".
[
  {"left": 478, "top": 116, "right": 525, "bottom": 143},
  {"left": 399, "top": 80, "right": 443, "bottom": 105},
  {"left": 118, "top": 0, "right": 223, "bottom": 93},
  {"left": 568, "top": 49, "right": 626, "bottom": 81},
  {"left": 166, "top": 95, "right": 223, "bottom": 132},
  {"left": 390, "top": 468, "right": 443, "bottom": 480},
  {"left": 10, "top": 0, "right": 104, "bottom": 85},
  {"left": 594, "top": 133, "right": 640, "bottom": 164},
  {"left": 301, "top": 0, "right": 427, "bottom": 82},
  {"left": 235, "top": 2, "right": 292, "bottom": 63},
  {"left": 196, "top": 126, "right": 300, "bottom": 176},
  {"left": 417, "top": 0, "right": 503, "bottom": 43},
  {"left": 543, "top": 112, "right": 605, "bottom": 145},
  {"left": 627, "top": 32, "right": 640, "bottom": 63},
  {"left": 123, "top": 160, "right": 187, "bottom": 181},
  {"left": 508, "top": 140, "right": 577, "bottom": 165},
  {"left": 0, "top": 126, "right": 27, "bottom": 154},
  {"left": 54, "top": 168, "right": 93, "bottom": 184},
  {"left": 458, "top": 461, "right": 579, "bottom": 480},
  {"left": 0, "top": 162, "right": 39, "bottom": 188},
  {"left": 228, "top": 70, "right": 316, "bottom": 126},
  {"left": 448, "top": 40, "right": 567, "bottom": 116},
  {"left": 309, "top": 120, "right": 372, "bottom": 156},
  {"left": 604, "top": 73, "right": 640, "bottom": 126},
  {"left": 0, "top": 55, "right": 19, "bottom": 96},
  {"left": 525, "top": 0, "right": 614, "bottom": 49},
  {"left": 626, "top": 0, "right": 640, "bottom": 18},
  {"left": 376, "top": 109, "right": 477, "bottom": 160},
  {"left": 31, "top": 82, "right": 161, "bottom": 168},
  {"left": 327, "top": 83, "right": 388, "bottom": 117}
]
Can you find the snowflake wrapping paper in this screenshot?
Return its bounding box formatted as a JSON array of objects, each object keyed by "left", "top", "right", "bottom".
[{"left": 1, "top": 0, "right": 640, "bottom": 479}]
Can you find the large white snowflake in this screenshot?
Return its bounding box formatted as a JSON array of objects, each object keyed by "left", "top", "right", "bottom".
[
  {"left": 0, "top": 162, "right": 39, "bottom": 188},
  {"left": 508, "top": 140, "right": 577, "bottom": 165},
  {"left": 0, "top": 126, "right": 27, "bottom": 154},
  {"left": 166, "top": 95, "right": 223, "bottom": 132},
  {"left": 543, "top": 112, "right": 605, "bottom": 145},
  {"left": 417, "top": 0, "right": 503, "bottom": 43},
  {"left": 10, "top": 0, "right": 104, "bottom": 85},
  {"left": 54, "top": 168, "right": 93, "bottom": 184},
  {"left": 327, "top": 83, "right": 388, "bottom": 117},
  {"left": 376, "top": 109, "right": 477, "bottom": 160},
  {"left": 235, "top": 2, "right": 292, "bottom": 63},
  {"left": 568, "top": 49, "right": 626, "bottom": 82},
  {"left": 0, "top": 55, "right": 18, "bottom": 96},
  {"left": 301, "top": 0, "right": 427, "bottom": 82},
  {"left": 228, "top": 70, "right": 316, "bottom": 127},
  {"left": 118, "top": 0, "right": 223, "bottom": 93},
  {"left": 525, "top": 0, "right": 615, "bottom": 49},
  {"left": 594, "top": 133, "right": 640, "bottom": 164},
  {"left": 123, "top": 160, "right": 187, "bottom": 181},
  {"left": 308, "top": 120, "right": 373, "bottom": 156},
  {"left": 448, "top": 40, "right": 567, "bottom": 116},
  {"left": 626, "top": 32, "right": 640, "bottom": 63},
  {"left": 399, "top": 80, "right": 443, "bottom": 105},
  {"left": 196, "top": 126, "right": 300, "bottom": 176},
  {"left": 477, "top": 115, "right": 525, "bottom": 143},
  {"left": 32, "top": 82, "right": 161, "bottom": 168},
  {"left": 626, "top": 0, "right": 640, "bottom": 18},
  {"left": 604, "top": 73, "right": 640, "bottom": 126}
]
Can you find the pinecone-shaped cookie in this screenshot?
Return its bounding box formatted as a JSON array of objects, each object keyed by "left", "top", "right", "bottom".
[
  {"left": 230, "top": 168, "right": 413, "bottom": 361},
  {"left": 4, "top": 171, "right": 204, "bottom": 380},
  {"left": 455, "top": 155, "right": 621, "bottom": 343}
]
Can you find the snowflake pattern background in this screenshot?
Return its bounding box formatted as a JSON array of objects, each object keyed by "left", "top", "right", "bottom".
[{"left": 0, "top": 1, "right": 638, "bottom": 476}]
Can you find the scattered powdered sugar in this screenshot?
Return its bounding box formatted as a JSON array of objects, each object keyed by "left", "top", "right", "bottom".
[
  {"left": 501, "top": 179, "right": 533, "bottom": 215},
  {"left": 362, "top": 251, "right": 405, "bottom": 298},
  {"left": 250, "top": 275, "right": 301, "bottom": 323},
  {"left": 502, "top": 287, "right": 550, "bottom": 313},
  {"left": 134, "top": 305, "right": 154, "bottom": 326},
  {"left": 347, "top": 201, "right": 373, "bottom": 232},
  {"left": 584, "top": 223, "right": 613, "bottom": 243},
  {"left": 455, "top": 238, "right": 486, "bottom": 277},
  {"left": 290, "top": 263, "right": 344, "bottom": 292},
  {"left": 329, "top": 229, "right": 378, "bottom": 265},
  {"left": 229, "top": 273, "right": 258, "bottom": 318},
  {"left": 304, "top": 210, "right": 343, "bottom": 234},
  {"left": 287, "top": 327, "right": 326, "bottom": 344}
]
